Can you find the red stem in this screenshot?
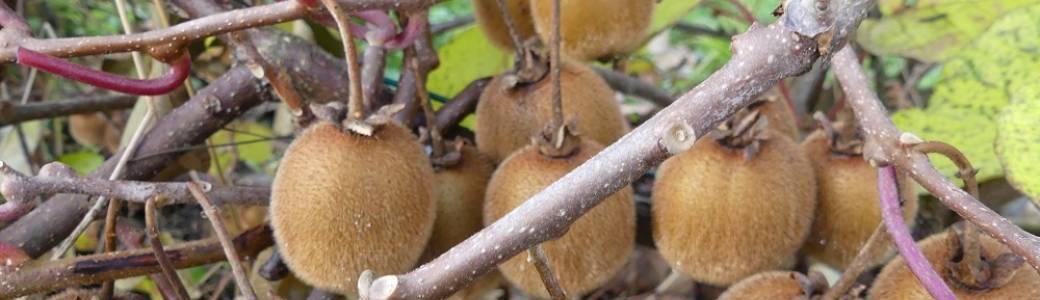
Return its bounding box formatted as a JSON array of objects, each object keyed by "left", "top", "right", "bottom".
[
  {"left": 384, "top": 16, "right": 425, "bottom": 49},
  {"left": 877, "top": 166, "right": 955, "bottom": 299},
  {"left": 16, "top": 47, "right": 190, "bottom": 96}
]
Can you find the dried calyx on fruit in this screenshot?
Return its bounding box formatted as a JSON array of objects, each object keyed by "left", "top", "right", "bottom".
[
  {"left": 269, "top": 102, "right": 435, "bottom": 297},
  {"left": 484, "top": 125, "right": 635, "bottom": 298},
  {"left": 746, "top": 87, "right": 799, "bottom": 139},
  {"left": 475, "top": 58, "right": 628, "bottom": 163},
  {"left": 869, "top": 224, "right": 1040, "bottom": 299},
  {"left": 801, "top": 115, "right": 918, "bottom": 270},
  {"left": 529, "top": 0, "right": 654, "bottom": 61},
  {"left": 653, "top": 108, "right": 817, "bottom": 286},
  {"left": 717, "top": 271, "right": 829, "bottom": 300}
]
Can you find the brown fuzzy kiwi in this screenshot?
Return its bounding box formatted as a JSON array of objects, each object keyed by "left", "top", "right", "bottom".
[
  {"left": 69, "top": 112, "right": 121, "bottom": 152},
  {"left": 419, "top": 144, "right": 503, "bottom": 299},
  {"left": 270, "top": 121, "right": 435, "bottom": 296},
  {"left": 475, "top": 61, "right": 628, "bottom": 163},
  {"left": 717, "top": 271, "right": 827, "bottom": 300},
  {"left": 529, "top": 0, "right": 654, "bottom": 61},
  {"left": 484, "top": 139, "right": 635, "bottom": 298},
  {"left": 801, "top": 128, "right": 919, "bottom": 269},
  {"left": 749, "top": 88, "right": 799, "bottom": 139},
  {"left": 652, "top": 113, "right": 817, "bottom": 286},
  {"left": 869, "top": 230, "right": 1040, "bottom": 299},
  {"left": 472, "top": 0, "right": 537, "bottom": 51}
]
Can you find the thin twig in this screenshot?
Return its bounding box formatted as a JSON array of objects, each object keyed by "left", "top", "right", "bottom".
[
  {"left": 0, "top": 225, "right": 273, "bottom": 298},
  {"left": 53, "top": 106, "right": 155, "bottom": 261},
  {"left": 146, "top": 197, "right": 191, "bottom": 300},
  {"left": 877, "top": 166, "right": 955, "bottom": 299},
  {"left": 529, "top": 245, "right": 567, "bottom": 300},
  {"left": 433, "top": 77, "right": 490, "bottom": 133},
  {"left": 412, "top": 56, "right": 443, "bottom": 157},
  {"left": 548, "top": 0, "right": 563, "bottom": 131},
  {"left": 0, "top": 95, "right": 137, "bottom": 127},
  {"left": 494, "top": 0, "right": 525, "bottom": 57},
  {"left": 821, "top": 224, "right": 888, "bottom": 300},
  {"left": 188, "top": 181, "right": 258, "bottom": 300},
  {"left": 592, "top": 66, "right": 672, "bottom": 107}
]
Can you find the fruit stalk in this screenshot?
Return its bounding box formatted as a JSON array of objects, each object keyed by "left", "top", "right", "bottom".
[
  {"left": 494, "top": 0, "right": 527, "bottom": 60},
  {"left": 549, "top": 0, "right": 563, "bottom": 137},
  {"left": 832, "top": 46, "right": 1040, "bottom": 273},
  {"left": 530, "top": 245, "right": 568, "bottom": 299},
  {"left": 320, "top": 0, "right": 366, "bottom": 119},
  {"left": 821, "top": 223, "right": 887, "bottom": 300},
  {"left": 412, "top": 56, "right": 445, "bottom": 157},
  {"left": 877, "top": 166, "right": 955, "bottom": 299}
]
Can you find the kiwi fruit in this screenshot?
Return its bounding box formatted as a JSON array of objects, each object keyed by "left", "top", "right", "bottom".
[
  {"left": 529, "top": 0, "right": 654, "bottom": 61},
  {"left": 484, "top": 139, "right": 635, "bottom": 298},
  {"left": 270, "top": 121, "right": 435, "bottom": 296},
  {"left": 652, "top": 111, "right": 817, "bottom": 286},
  {"left": 475, "top": 60, "right": 628, "bottom": 163},
  {"left": 69, "top": 112, "right": 121, "bottom": 153},
  {"left": 419, "top": 144, "right": 503, "bottom": 299},
  {"left": 801, "top": 127, "right": 918, "bottom": 269},
  {"left": 472, "top": 0, "right": 537, "bottom": 51},
  {"left": 869, "top": 230, "right": 1040, "bottom": 299},
  {"left": 717, "top": 271, "right": 827, "bottom": 300},
  {"left": 748, "top": 88, "right": 799, "bottom": 139}
]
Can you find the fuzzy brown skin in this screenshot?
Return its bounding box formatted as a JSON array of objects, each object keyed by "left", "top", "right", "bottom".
[
  {"left": 869, "top": 231, "right": 1040, "bottom": 299},
  {"left": 475, "top": 61, "right": 628, "bottom": 163},
  {"left": 756, "top": 97, "right": 799, "bottom": 140},
  {"left": 69, "top": 112, "right": 121, "bottom": 153},
  {"left": 800, "top": 130, "right": 919, "bottom": 269},
  {"left": 717, "top": 271, "right": 811, "bottom": 300},
  {"left": 484, "top": 140, "right": 635, "bottom": 298},
  {"left": 652, "top": 131, "right": 817, "bottom": 286},
  {"left": 471, "top": 0, "right": 537, "bottom": 51},
  {"left": 270, "top": 122, "right": 435, "bottom": 297},
  {"left": 420, "top": 145, "right": 503, "bottom": 299},
  {"left": 529, "top": 0, "right": 654, "bottom": 61}
]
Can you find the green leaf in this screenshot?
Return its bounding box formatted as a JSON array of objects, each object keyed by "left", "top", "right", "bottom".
[
  {"left": 857, "top": 0, "right": 1033, "bottom": 63},
  {"left": 998, "top": 99, "right": 1040, "bottom": 201},
  {"left": 893, "top": 3, "right": 1040, "bottom": 182},
  {"left": 58, "top": 150, "right": 104, "bottom": 176},
  {"left": 649, "top": 0, "right": 705, "bottom": 34},
  {"left": 0, "top": 121, "right": 43, "bottom": 175},
  {"left": 428, "top": 25, "right": 512, "bottom": 97}
]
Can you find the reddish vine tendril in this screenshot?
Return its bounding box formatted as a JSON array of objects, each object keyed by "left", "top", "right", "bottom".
[{"left": 16, "top": 47, "right": 191, "bottom": 96}]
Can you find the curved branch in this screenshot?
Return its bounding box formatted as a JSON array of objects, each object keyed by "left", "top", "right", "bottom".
[
  {"left": 831, "top": 46, "right": 1040, "bottom": 273},
  {"left": 593, "top": 66, "right": 673, "bottom": 107},
  {"left": 17, "top": 48, "right": 191, "bottom": 95},
  {"left": 877, "top": 166, "right": 955, "bottom": 299}
]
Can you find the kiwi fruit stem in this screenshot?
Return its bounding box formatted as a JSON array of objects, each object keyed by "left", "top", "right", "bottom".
[
  {"left": 822, "top": 223, "right": 886, "bottom": 300},
  {"left": 494, "top": 0, "right": 547, "bottom": 85},
  {"left": 530, "top": 244, "right": 569, "bottom": 299},
  {"left": 320, "top": 0, "right": 365, "bottom": 121},
  {"left": 412, "top": 56, "right": 445, "bottom": 158},
  {"left": 911, "top": 141, "right": 986, "bottom": 288}
]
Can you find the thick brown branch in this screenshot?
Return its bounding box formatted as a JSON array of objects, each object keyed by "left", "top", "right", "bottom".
[
  {"left": 0, "top": 95, "right": 136, "bottom": 127},
  {"left": 367, "top": 21, "right": 820, "bottom": 300},
  {"left": 0, "top": 225, "right": 273, "bottom": 298},
  {"left": 831, "top": 46, "right": 1040, "bottom": 272}
]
